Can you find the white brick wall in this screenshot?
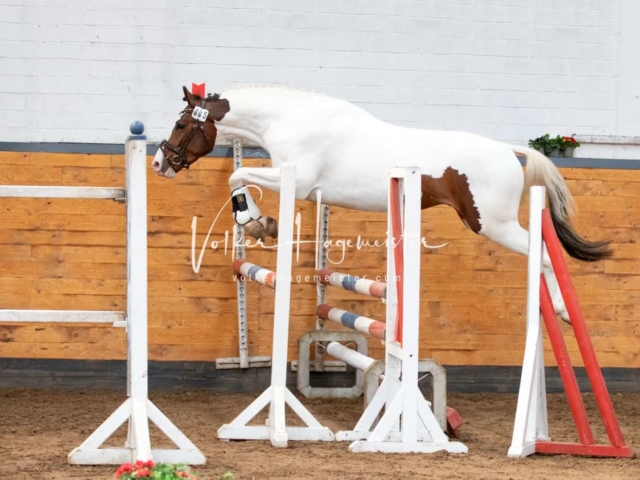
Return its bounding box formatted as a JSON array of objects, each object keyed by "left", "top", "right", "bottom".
[{"left": 1, "top": 0, "right": 639, "bottom": 157}]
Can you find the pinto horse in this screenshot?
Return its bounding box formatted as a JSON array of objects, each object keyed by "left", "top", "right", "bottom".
[{"left": 152, "top": 85, "right": 611, "bottom": 322}]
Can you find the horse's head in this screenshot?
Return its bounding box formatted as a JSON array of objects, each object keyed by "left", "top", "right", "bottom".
[{"left": 152, "top": 86, "right": 230, "bottom": 177}]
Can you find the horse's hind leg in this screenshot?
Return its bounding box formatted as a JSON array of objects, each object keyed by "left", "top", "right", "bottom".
[{"left": 479, "top": 220, "right": 570, "bottom": 323}]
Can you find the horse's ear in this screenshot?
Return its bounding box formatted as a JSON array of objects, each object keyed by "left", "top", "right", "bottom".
[{"left": 182, "top": 85, "right": 195, "bottom": 106}]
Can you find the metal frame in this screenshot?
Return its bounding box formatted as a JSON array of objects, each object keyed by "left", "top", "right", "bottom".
[
  {"left": 215, "top": 139, "right": 271, "bottom": 370},
  {"left": 297, "top": 330, "right": 370, "bottom": 399},
  {"left": 0, "top": 123, "right": 205, "bottom": 465}
]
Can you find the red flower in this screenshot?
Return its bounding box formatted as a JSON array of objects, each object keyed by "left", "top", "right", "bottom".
[
  {"left": 136, "top": 468, "right": 151, "bottom": 477},
  {"left": 115, "top": 463, "right": 133, "bottom": 477}
]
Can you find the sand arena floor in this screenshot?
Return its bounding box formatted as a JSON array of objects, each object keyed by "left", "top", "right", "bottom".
[{"left": 1, "top": 389, "right": 639, "bottom": 480}]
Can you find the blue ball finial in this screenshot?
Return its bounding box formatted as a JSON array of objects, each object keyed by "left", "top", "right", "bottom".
[{"left": 130, "top": 121, "right": 144, "bottom": 135}]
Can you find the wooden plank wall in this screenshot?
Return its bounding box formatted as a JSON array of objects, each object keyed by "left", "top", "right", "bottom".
[{"left": 0, "top": 151, "right": 638, "bottom": 369}]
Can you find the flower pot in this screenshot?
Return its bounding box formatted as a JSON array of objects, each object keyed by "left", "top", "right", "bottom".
[
  {"left": 534, "top": 147, "right": 545, "bottom": 155},
  {"left": 563, "top": 147, "right": 575, "bottom": 158},
  {"left": 549, "top": 148, "right": 560, "bottom": 157}
]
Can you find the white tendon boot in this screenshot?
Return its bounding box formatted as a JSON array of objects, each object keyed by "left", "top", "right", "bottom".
[{"left": 231, "top": 186, "right": 278, "bottom": 241}]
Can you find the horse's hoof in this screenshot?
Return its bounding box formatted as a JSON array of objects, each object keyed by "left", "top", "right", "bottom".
[
  {"left": 243, "top": 219, "right": 265, "bottom": 242},
  {"left": 259, "top": 216, "right": 278, "bottom": 239}
]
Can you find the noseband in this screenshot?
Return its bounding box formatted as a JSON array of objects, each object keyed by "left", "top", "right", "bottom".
[{"left": 159, "top": 97, "right": 217, "bottom": 171}]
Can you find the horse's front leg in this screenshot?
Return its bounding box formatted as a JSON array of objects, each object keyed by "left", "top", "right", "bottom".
[{"left": 229, "top": 167, "right": 284, "bottom": 241}]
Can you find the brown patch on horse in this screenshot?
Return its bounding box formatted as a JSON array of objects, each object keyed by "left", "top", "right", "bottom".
[{"left": 421, "top": 167, "right": 481, "bottom": 233}]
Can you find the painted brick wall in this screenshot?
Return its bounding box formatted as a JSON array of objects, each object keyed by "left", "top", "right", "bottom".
[{"left": 1, "top": 0, "right": 638, "bottom": 157}]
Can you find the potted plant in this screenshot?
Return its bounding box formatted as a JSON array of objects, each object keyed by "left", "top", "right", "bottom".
[
  {"left": 528, "top": 134, "right": 579, "bottom": 157},
  {"left": 114, "top": 460, "right": 227, "bottom": 480},
  {"left": 528, "top": 134, "right": 561, "bottom": 156},
  {"left": 528, "top": 135, "right": 547, "bottom": 155},
  {"left": 560, "top": 135, "right": 580, "bottom": 158}
]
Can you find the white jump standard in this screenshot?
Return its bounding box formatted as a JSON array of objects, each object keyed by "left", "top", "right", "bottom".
[
  {"left": 217, "top": 163, "right": 334, "bottom": 447},
  {"left": 0, "top": 122, "right": 205, "bottom": 466},
  {"left": 335, "top": 167, "right": 467, "bottom": 454}
]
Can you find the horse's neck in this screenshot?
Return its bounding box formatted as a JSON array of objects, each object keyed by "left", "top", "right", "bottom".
[
  {"left": 216, "top": 91, "right": 305, "bottom": 151},
  {"left": 216, "top": 89, "right": 379, "bottom": 158}
]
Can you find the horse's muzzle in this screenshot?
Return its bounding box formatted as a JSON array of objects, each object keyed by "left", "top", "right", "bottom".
[{"left": 151, "top": 150, "right": 176, "bottom": 178}]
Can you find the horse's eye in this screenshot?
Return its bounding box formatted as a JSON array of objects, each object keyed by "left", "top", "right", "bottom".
[{"left": 175, "top": 123, "right": 185, "bottom": 130}]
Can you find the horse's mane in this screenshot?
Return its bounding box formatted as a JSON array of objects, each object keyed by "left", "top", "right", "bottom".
[
  {"left": 220, "top": 84, "right": 376, "bottom": 120},
  {"left": 222, "top": 83, "right": 333, "bottom": 99}
]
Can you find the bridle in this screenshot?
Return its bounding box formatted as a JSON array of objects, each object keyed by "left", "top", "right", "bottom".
[{"left": 159, "top": 96, "right": 218, "bottom": 171}]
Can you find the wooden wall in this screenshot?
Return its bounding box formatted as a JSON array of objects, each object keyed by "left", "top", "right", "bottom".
[{"left": 0, "top": 151, "right": 638, "bottom": 369}]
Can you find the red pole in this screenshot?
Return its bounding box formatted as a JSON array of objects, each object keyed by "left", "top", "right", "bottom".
[
  {"left": 541, "top": 209, "right": 627, "bottom": 448},
  {"left": 540, "top": 275, "right": 594, "bottom": 445},
  {"left": 389, "top": 178, "right": 404, "bottom": 345}
]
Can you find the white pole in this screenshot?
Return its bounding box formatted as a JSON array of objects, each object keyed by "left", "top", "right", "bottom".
[
  {"left": 267, "top": 163, "right": 296, "bottom": 446},
  {"left": 126, "top": 122, "right": 149, "bottom": 402},
  {"left": 508, "top": 186, "right": 547, "bottom": 457},
  {"left": 125, "top": 121, "right": 151, "bottom": 460},
  {"left": 326, "top": 341, "right": 375, "bottom": 372},
  {"left": 401, "top": 168, "right": 422, "bottom": 443}
]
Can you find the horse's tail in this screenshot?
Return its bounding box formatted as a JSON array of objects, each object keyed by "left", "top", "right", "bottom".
[{"left": 512, "top": 145, "right": 612, "bottom": 262}]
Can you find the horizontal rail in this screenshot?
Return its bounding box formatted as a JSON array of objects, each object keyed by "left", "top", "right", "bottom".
[
  {"left": 326, "top": 341, "right": 375, "bottom": 372},
  {"left": 316, "top": 269, "right": 386, "bottom": 299},
  {"left": 317, "top": 304, "right": 386, "bottom": 340},
  {"left": 0, "top": 309, "right": 125, "bottom": 323},
  {"left": 232, "top": 259, "right": 277, "bottom": 289},
  {"left": 0, "top": 186, "right": 125, "bottom": 200}
]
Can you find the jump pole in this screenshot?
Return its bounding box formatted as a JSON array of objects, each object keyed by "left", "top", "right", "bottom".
[{"left": 217, "top": 163, "right": 334, "bottom": 447}]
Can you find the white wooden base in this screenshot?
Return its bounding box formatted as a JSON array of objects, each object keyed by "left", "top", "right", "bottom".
[
  {"left": 349, "top": 440, "right": 468, "bottom": 454},
  {"left": 217, "top": 386, "right": 334, "bottom": 447},
  {"left": 507, "top": 442, "right": 538, "bottom": 458},
  {"left": 68, "top": 397, "right": 205, "bottom": 465},
  {"left": 336, "top": 377, "right": 468, "bottom": 454}
]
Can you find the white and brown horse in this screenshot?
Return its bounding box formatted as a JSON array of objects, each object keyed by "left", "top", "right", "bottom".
[{"left": 152, "top": 85, "right": 611, "bottom": 322}]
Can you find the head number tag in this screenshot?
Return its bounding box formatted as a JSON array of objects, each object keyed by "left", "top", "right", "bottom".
[{"left": 192, "top": 106, "right": 209, "bottom": 122}]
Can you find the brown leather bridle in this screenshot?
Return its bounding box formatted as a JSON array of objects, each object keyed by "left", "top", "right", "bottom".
[{"left": 159, "top": 97, "right": 217, "bottom": 172}]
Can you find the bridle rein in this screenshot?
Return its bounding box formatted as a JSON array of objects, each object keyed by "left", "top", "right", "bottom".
[{"left": 159, "top": 95, "right": 218, "bottom": 171}]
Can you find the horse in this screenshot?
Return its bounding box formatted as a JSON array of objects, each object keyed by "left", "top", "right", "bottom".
[{"left": 151, "top": 85, "right": 611, "bottom": 322}]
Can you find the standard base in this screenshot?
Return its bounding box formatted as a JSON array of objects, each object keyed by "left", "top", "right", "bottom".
[
  {"left": 216, "top": 385, "right": 335, "bottom": 448},
  {"left": 68, "top": 397, "right": 205, "bottom": 465},
  {"left": 215, "top": 356, "right": 272, "bottom": 369},
  {"left": 509, "top": 441, "right": 633, "bottom": 459},
  {"left": 336, "top": 430, "right": 459, "bottom": 443},
  {"left": 217, "top": 425, "right": 335, "bottom": 443},
  {"left": 349, "top": 440, "right": 468, "bottom": 454}
]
